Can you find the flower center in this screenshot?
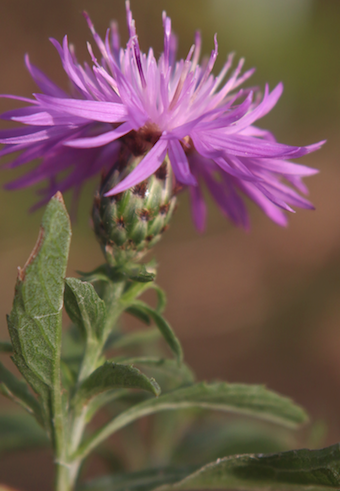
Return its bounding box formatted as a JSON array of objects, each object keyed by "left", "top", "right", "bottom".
[{"left": 122, "top": 123, "right": 162, "bottom": 156}]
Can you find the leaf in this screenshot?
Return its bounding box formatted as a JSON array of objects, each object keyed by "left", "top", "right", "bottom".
[
  {"left": 64, "top": 278, "right": 106, "bottom": 341},
  {"left": 77, "top": 264, "right": 113, "bottom": 283},
  {"left": 110, "top": 328, "right": 161, "bottom": 350},
  {"left": 154, "top": 444, "right": 340, "bottom": 491},
  {"left": 126, "top": 305, "right": 151, "bottom": 325},
  {"left": 0, "top": 361, "right": 42, "bottom": 423},
  {"left": 126, "top": 264, "right": 156, "bottom": 283},
  {"left": 74, "top": 362, "right": 161, "bottom": 408},
  {"left": 78, "top": 466, "right": 196, "bottom": 491},
  {"left": 121, "top": 282, "right": 166, "bottom": 314},
  {"left": 86, "top": 389, "right": 131, "bottom": 423},
  {"left": 7, "top": 192, "right": 71, "bottom": 430},
  {"left": 129, "top": 301, "right": 183, "bottom": 365},
  {"left": 112, "top": 357, "right": 195, "bottom": 386},
  {"left": 0, "top": 412, "right": 48, "bottom": 453},
  {"left": 0, "top": 341, "right": 12, "bottom": 353},
  {"left": 78, "top": 262, "right": 156, "bottom": 284},
  {"left": 173, "top": 420, "right": 294, "bottom": 465},
  {"left": 77, "top": 382, "right": 307, "bottom": 460},
  {"left": 150, "top": 285, "right": 167, "bottom": 313}
]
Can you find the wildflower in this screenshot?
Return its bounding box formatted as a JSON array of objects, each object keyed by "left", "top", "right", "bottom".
[{"left": 0, "top": 1, "right": 324, "bottom": 229}]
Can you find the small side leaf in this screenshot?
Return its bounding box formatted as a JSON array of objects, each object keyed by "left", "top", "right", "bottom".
[
  {"left": 74, "top": 362, "right": 161, "bottom": 407},
  {"left": 77, "top": 264, "right": 113, "bottom": 283},
  {"left": 112, "top": 357, "right": 195, "bottom": 386},
  {"left": 130, "top": 301, "right": 183, "bottom": 365},
  {"left": 126, "top": 306, "right": 151, "bottom": 325},
  {"left": 110, "top": 328, "right": 161, "bottom": 350},
  {"left": 64, "top": 278, "right": 106, "bottom": 340},
  {"left": 77, "top": 382, "right": 307, "bottom": 460},
  {"left": 125, "top": 264, "right": 156, "bottom": 283},
  {"left": 155, "top": 444, "right": 340, "bottom": 491},
  {"left": 0, "top": 361, "right": 42, "bottom": 424}
]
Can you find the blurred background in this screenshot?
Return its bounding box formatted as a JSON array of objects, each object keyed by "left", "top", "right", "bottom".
[{"left": 0, "top": 0, "right": 340, "bottom": 489}]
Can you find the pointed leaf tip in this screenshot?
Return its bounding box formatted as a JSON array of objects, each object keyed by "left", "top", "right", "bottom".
[{"left": 53, "top": 190, "right": 64, "bottom": 203}]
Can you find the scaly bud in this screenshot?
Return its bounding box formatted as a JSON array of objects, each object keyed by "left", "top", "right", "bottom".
[{"left": 92, "top": 154, "right": 177, "bottom": 265}]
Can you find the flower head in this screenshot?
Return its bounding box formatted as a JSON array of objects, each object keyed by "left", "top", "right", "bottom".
[{"left": 0, "top": 1, "right": 324, "bottom": 228}]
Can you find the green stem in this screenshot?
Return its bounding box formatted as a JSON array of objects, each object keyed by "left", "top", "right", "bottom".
[
  {"left": 54, "top": 280, "right": 128, "bottom": 490},
  {"left": 55, "top": 460, "right": 80, "bottom": 491},
  {"left": 53, "top": 313, "right": 68, "bottom": 488},
  {"left": 54, "top": 273, "right": 155, "bottom": 490}
]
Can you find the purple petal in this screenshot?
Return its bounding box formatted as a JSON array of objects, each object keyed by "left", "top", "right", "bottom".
[
  {"left": 25, "top": 55, "right": 68, "bottom": 98},
  {"left": 34, "top": 95, "right": 128, "bottom": 123},
  {"left": 65, "top": 121, "right": 132, "bottom": 148},
  {"left": 251, "top": 158, "right": 319, "bottom": 176},
  {"left": 239, "top": 180, "right": 288, "bottom": 226},
  {"left": 105, "top": 139, "right": 168, "bottom": 195},
  {"left": 0, "top": 128, "right": 49, "bottom": 144},
  {"left": 229, "top": 83, "right": 283, "bottom": 132},
  {"left": 167, "top": 139, "right": 197, "bottom": 185},
  {"left": 0, "top": 106, "right": 45, "bottom": 121}
]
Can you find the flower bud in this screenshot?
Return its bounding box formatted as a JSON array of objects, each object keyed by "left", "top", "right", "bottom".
[{"left": 92, "top": 154, "right": 176, "bottom": 265}]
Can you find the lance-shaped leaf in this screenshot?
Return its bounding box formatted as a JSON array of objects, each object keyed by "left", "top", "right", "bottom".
[
  {"left": 0, "top": 361, "right": 42, "bottom": 424},
  {"left": 128, "top": 301, "right": 183, "bottom": 365},
  {"left": 78, "top": 466, "right": 196, "bottom": 491},
  {"left": 7, "top": 192, "right": 71, "bottom": 429},
  {"left": 125, "top": 285, "right": 166, "bottom": 324},
  {"left": 77, "top": 382, "right": 307, "bottom": 459},
  {"left": 109, "top": 328, "right": 161, "bottom": 350},
  {"left": 74, "top": 362, "right": 161, "bottom": 408},
  {"left": 111, "top": 357, "right": 195, "bottom": 386},
  {"left": 173, "top": 420, "right": 294, "bottom": 465},
  {"left": 64, "top": 278, "right": 106, "bottom": 341},
  {"left": 126, "top": 305, "right": 151, "bottom": 325},
  {"left": 153, "top": 443, "right": 340, "bottom": 491}
]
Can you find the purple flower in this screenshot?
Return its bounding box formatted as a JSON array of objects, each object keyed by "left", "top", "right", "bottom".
[{"left": 0, "top": 2, "right": 324, "bottom": 229}]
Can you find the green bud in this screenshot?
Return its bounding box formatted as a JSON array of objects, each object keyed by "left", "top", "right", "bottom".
[{"left": 92, "top": 153, "right": 177, "bottom": 265}]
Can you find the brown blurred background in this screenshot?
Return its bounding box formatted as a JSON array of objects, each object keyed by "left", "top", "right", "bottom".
[{"left": 0, "top": 0, "right": 340, "bottom": 489}]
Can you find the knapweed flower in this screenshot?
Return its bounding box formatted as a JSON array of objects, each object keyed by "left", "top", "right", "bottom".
[{"left": 0, "top": 1, "right": 323, "bottom": 230}]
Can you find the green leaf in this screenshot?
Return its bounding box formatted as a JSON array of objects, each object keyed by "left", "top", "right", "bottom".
[
  {"left": 150, "top": 285, "right": 167, "bottom": 313},
  {"left": 77, "top": 382, "right": 307, "bottom": 460},
  {"left": 154, "top": 444, "right": 340, "bottom": 491},
  {"left": 74, "top": 361, "right": 161, "bottom": 408},
  {"left": 111, "top": 328, "right": 161, "bottom": 350},
  {"left": 125, "top": 264, "right": 156, "bottom": 283},
  {"left": 78, "top": 262, "right": 156, "bottom": 284},
  {"left": 129, "top": 301, "right": 183, "bottom": 365},
  {"left": 77, "top": 264, "right": 113, "bottom": 283},
  {"left": 86, "top": 389, "right": 131, "bottom": 423},
  {"left": 173, "top": 420, "right": 294, "bottom": 465},
  {"left": 112, "top": 357, "right": 195, "bottom": 386},
  {"left": 0, "top": 412, "right": 48, "bottom": 453},
  {"left": 126, "top": 305, "right": 151, "bottom": 325},
  {"left": 0, "top": 341, "right": 12, "bottom": 353},
  {"left": 78, "top": 466, "right": 195, "bottom": 491},
  {"left": 64, "top": 278, "right": 106, "bottom": 341},
  {"left": 7, "top": 192, "right": 71, "bottom": 430},
  {"left": 0, "top": 361, "right": 42, "bottom": 424}
]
